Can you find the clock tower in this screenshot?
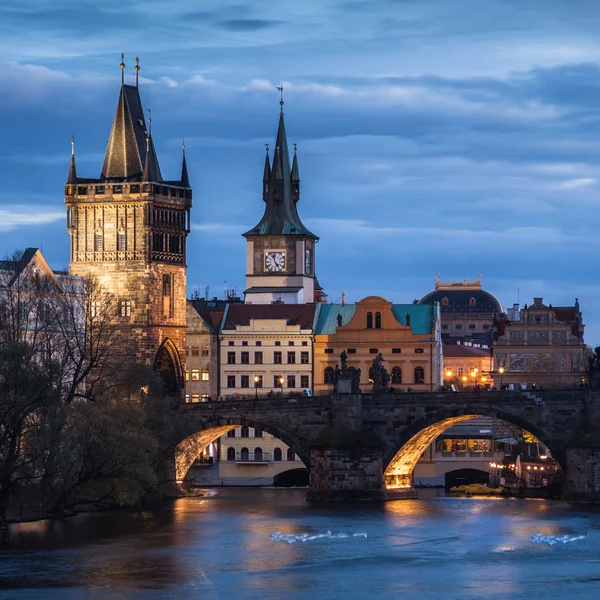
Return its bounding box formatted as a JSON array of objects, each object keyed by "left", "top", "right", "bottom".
[{"left": 243, "top": 98, "right": 321, "bottom": 304}]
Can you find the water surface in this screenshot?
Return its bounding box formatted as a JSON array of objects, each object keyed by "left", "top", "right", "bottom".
[{"left": 1, "top": 488, "right": 600, "bottom": 599}]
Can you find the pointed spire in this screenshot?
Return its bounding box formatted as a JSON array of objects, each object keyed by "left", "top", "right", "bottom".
[
  {"left": 135, "top": 56, "right": 140, "bottom": 87},
  {"left": 262, "top": 144, "right": 270, "bottom": 202},
  {"left": 143, "top": 135, "right": 151, "bottom": 181},
  {"left": 291, "top": 143, "right": 300, "bottom": 202},
  {"left": 180, "top": 138, "right": 190, "bottom": 188},
  {"left": 67, "top": 135, "right": 77, "bottom": 184}
]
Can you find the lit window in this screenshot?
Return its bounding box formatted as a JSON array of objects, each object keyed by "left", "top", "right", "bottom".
[
  {"left": 119, "top": 299, "right": 131, "bottom": 317},
  {"left": 191, "top": 369, "right": 200, "bottom": 381},
  {"left": 201, "top": 370, "right": 209, "bottom": 381},
  {"left": 191, "top": 394, "right": 200, "bottom": 403},
  {"left": 201, "top": 394, "right": 210, "bottom": 402},
  {"left": 185, "top": 370, "right": 190, "bottom": 381}
]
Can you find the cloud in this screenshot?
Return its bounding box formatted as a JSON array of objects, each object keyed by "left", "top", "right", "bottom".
[
  {"left": 0, "top": 207, "right": 64, "bottom": 232},
  {"left": 219, "top": 19, "right": 283, "bottom": 31},
  {"left": 560, "top": 178, "right": 596, "bottom": 188}
]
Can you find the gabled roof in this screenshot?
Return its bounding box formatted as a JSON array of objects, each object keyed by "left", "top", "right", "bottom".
[
  {"left": 0, "top": 248, "right": 66, "bottom": 292},
  {"left": 222, "top": 304, "right": 316, "bottom": 331},
  {"left": 101, "top": 84, "right": 162, "bottom": 181},
  {"left": 443, "top": 344, "right": 491, "bottom": 358}
]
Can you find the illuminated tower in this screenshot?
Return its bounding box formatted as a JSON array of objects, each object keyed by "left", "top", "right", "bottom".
[
  {"left": 64, "top": 55, "right": 192, "bottom": 393},
  {"left": 243, "top": 90, "right": 322, "bottom": 304}
]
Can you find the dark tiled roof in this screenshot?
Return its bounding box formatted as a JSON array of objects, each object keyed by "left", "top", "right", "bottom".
[
  {"left": 198, "top": 310, "right": 224, "bottom": 333},
  {"left": 419, "top": 289, "right": 501, "bottom": 314},
  {"left": 553, "top": 307, "right": 576, "bottom": 323},
  {"left": 443, "top": 344, "right": 491, "bottom": 358},
  {"left": 244, "top": 286, "right": 303, "bottom": 294},
  {"left": 223, "top": 304, "right": 316, "bottom": 331}
]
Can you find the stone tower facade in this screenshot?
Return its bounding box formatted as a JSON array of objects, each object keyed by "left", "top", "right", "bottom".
[
  {"left": 64, "top": 64, "right": 192, "bottom": 393},
  {"left": 243, "top": 101, "right": 323, "bottom": 304}
]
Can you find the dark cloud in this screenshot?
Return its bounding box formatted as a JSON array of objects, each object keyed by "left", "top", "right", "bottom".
[{"left": 219, "top": 19, "right": 283, "bottom": 31}]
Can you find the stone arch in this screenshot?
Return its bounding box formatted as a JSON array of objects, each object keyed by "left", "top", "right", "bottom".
[
  {"left": 174, "top": 416, "right": 310, "bottom": 482},
  {"left": 382, "top": 406, "right": 561, "bottom": 489},
  {"left": 153, "top": 338, "right": 183, "bottom": 394}
]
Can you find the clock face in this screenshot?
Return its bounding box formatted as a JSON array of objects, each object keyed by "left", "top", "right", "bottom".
[
  {"left": 265, "top": 251, "right": 285, "bottom": 272},
  {"left": 305, "top": 249, "right": 311, "bottom": 274}
]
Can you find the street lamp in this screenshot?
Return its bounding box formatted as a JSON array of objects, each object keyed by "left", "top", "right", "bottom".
[
  {"left": 278, "top": 376, "right": 284, "bottom": 394},
  {"left": 498, "top": 366, "right": 505, "bottom": 389},
  {"left": 461, "top": 375, "right": 467, "bottom": 391},
  {"left": 254, "top": 375, "right": 259, "bottom": 399}
]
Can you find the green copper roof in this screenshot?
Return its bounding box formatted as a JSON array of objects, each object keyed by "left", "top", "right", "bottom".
[{"left": 314, "top": 303, "right": 435, "bottom": 335}]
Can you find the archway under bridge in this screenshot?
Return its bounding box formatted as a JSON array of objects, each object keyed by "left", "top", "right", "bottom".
[{"left": 383, "top": 413, "right": 561, "bottom": 490}]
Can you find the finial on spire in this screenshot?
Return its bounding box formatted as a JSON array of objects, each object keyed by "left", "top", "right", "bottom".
[
  {"left": 120, "top": 53, "right": 125, "bottom": 86},
  {"left": 135, "top": 56, "right": 140, "bottom": 87},
  {"left": 143, "top": 133, "right": 151, "bottom": 181},
  {"left": 70, "top": 134, "right": 75, "bottom": 156},
  {"left": 181, "top": 137, "right": 185, "bottom": 153},
  {"left": 277, "top": 85, "right": 284, "bottom": 114},
  {"left": 293, "top": 143, "right": 297, "bottom": 154},
  {"left": 265, "top": 143, "right": 269, "bottom": 155},
  {"left": 146, "top": 108, "right": 152, "bottom": 136},
  {"left": 67, "top": 134, "right": 77, "bottom": 184}
]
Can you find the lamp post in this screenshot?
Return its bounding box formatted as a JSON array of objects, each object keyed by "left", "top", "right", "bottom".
[
  {"left": 470, "top": 367, "right": 479, "bottom": 389},
  {"left": 461, "top": 375, "right": 467, "bottom": 391},
  {"left": 498, "top": 366, "right": 504, "bottom": 390},
  {"left": 278, "top": 376, "right": 284, "bottom": 395},
  {"left": 254, "top": 375, "right": 259, "bottom": 400}
]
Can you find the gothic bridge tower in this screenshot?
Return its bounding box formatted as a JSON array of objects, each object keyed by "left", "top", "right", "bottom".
[
  {"left": 243, "top": 94, "right": 323, "bottom": 304},
  {"left": 64, "top": 56, "right": 192, "bottom": 394}
]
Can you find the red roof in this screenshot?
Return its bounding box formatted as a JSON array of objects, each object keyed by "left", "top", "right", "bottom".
[
  {"left": 443, "top": 344, "right": 491, "bottom": 358},
  {"left": 223, "top": 304, "right": 316, "bottom": 331},
  {"left": 198, "top": 311, "right": 224, "bottom": 333},
  {"left": 553, "top": 307, "right": 576, "bottom": 323}
]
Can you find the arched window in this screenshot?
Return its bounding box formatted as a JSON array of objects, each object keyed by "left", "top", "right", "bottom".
[
  {"left": 254, "top": 447, "right": 263, "bottom": 461},
  {"left": 375, "top": 312, "right": 382, "bottom": 329},
  {"left": 274, "top": 448, "right": 282, "bottom": 461},
  {"left": 414, "top": 366, "right": 425, "bottom": 384},
  {"left": 324, "top": 367, "right": 335, "bottom": 384},
  {"left": 240, "top": 447, "right": 249, "bottom": 461},
  {"left": 368, "top": 365, "right": 374, "bottom": 382},
  {"left": 287, "top": 448, "right": 296, "bottom": 461},
  {"left": 240, "top": 427, "right": 249, "bottom": 438},
  {"left": 391, "top": 367, "right": 402, "bottom": 384},
  {"left": 227, "top": 429, "right": 236, "bottom": 438},
  {"left": 227, "top": 447, "right": 235, "bottom": 461},
  {"left": 366, "top": 312, "right": 373, "bottom": 329}
]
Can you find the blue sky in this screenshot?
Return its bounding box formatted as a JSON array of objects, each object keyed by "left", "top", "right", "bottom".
[{"left": 1, "top": 0, "right": 600, "bottom": 343}]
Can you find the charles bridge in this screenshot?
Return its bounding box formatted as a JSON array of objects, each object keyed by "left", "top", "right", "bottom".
[{"left": 172, "top": 389, "right": 600, "bottom": 501}]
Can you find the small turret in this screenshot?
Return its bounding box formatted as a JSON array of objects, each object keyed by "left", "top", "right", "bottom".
[
  {"left": 291, "top": 143, "right": 300, "bottom": 202},
  {"left": 67, "top": 136, "right": 77, "bottom": 184},
  {"left": 262, "top": 144, "right": 270, "bottom": 201},
  {"left": 180, "top": 138, "right": 190, "bottom": 188}
]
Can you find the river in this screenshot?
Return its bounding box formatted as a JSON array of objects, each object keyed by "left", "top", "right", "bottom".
[{"left": 1, "top": 488, "right": 600, "bottom": 599}]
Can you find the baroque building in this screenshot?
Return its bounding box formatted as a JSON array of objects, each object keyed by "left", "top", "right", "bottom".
[
  {"left": 313, "top": 297, "right": 443, "bottom": 394},
  {"left": 64, "top": 58, "right": 192, "bottom": 393},
  {"left": 418, "top": 277, "right": 502, "bottom": 345},
  {"left": 243, "top": 98, "right": 323, "bottom": 304},
  {"left": 493, "top": 298, "right": 586, "bottom": 389}
]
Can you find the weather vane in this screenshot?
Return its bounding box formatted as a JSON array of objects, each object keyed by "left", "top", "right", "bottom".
[{"left": 277, "top": 85, "right": 284, "bottom": 113}]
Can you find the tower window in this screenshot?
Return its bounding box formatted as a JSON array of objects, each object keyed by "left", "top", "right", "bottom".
[
  {"left": 366, "top": 312, "right": 373, "bottom": 329},
  {"left": 375, "top": 312, "right": 382, "bottom": 329},
  {"left": 119, "top": 300, "right": 131, "bottom": 317},
  {"left": 95, "top": 232, "right": 103, "bottom": 252},
  {"left": 117, "top": 231, "right": 126, "bottom": 252}
]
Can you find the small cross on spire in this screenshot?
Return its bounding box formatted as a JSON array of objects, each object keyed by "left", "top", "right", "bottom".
[
  {"left": 120, "top": 53, "right": 125, "bottom": 86},
  {"left": 277, "top": 85, "right": 284, "bottom": 114}
]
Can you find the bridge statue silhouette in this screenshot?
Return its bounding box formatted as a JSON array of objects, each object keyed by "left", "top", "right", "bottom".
[{"left": 170, "top": 389, "right": 600, "bottom": 501}]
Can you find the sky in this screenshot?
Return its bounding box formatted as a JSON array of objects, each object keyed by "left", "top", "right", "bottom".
[{"left": 1, "top": 0, "right": 600, "bottom": 344}]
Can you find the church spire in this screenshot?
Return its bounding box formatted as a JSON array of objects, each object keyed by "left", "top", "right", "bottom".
[
  {"left": 67, "top": 135, "right": 77, "bottom": 184},
  {"left": 180, "top": 138, "right": 190, "bottom": 188},
  {"left": 291, "top": 143, "right": 300, "bottom": 202},
  {"left": 262, "top": 144, "right": 271, "bottom": 201}
]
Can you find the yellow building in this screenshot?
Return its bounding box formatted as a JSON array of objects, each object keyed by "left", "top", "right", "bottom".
[
  {"left": 313, "top": 296, "right": 442, "bottom": 393},
  {"left": 442, "top": 343, "right": 493, "bottom": 390}
]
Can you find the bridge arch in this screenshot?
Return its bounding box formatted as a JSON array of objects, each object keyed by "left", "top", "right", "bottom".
[
  {"left": 153, "top": 338, "right": 183, "bottom": 394},
  {"left": 174, "top": 416, "right": 311, "bottom": 483},
  {"left": 383, "top": 406, "right": 562, "bottom": 489}
]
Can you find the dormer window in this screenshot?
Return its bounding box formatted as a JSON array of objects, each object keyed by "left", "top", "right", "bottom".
[
  {"left": 469, "top": 297, "right": 477, "bottom": 307},
  {"left": 442, "top": 297, "right": 449, "bottom": 306}
]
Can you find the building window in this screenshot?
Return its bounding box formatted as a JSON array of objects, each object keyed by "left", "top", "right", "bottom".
[
  {"left": 369, "top": 348, "right": 378, "bottom": 354},
  {"left": 274, "top": 448, "right": 282, "bottom": 461},
  {"left": 442, "top": 325, "right": 448, "bottom": 330},
  {"left": 415, "top": 348, "right": 424, "bottom": 354},
  {"left": 347, "top": 348, "right": 356, "bottom": 354},
  {"left": 191, "top": 346, "right": 200, "bottom": 357},
  {"left": 302, "top": 341, "right": 308, "bottom": 346},
  {"left": 92, "top": 229, "right": 104, "bottom": 252},
  {"left": 256, "top": 341, "right": 262, "bottom": 346},
  {"left": 455, "top": 324, "right": 463, "bottom": 330},
  {"left": 301, "top": 375, "right": 309, "bottom": 388},
  {"left": 469, "top": 297, "right": 477, "bottom": 307},
  {"left": 482, "top": 324, "right": 490, "bottom": 330},
  {"left": 458, "top": 367, "right": 464, "bottom": 377},
  {"left": 287, "top": 352, "right": 296, "bottom": 364},
  {"left": 185, "top": 394, "right": 190, "bottom": 402},
  {"left": 227, "top": 447, "right": 235, "bottom": 461},
  {"left": 91, "top": 301, "right": 99, "bottom": 319},
  {"left": 300, "top": 351, "right": 309, "bottom": 364},
  {"left": 117, "top": 231, "right": 126, "bottom": 252},
  {"left": 191, "top": 369, "right": 200, "bottom": 381},
  {"left": 163, "top": 274, "right": 173, "bottom": 318},
  {"left": 201, "top": 394, "right": 210, "bottom": 402},
  {"left": 274, "top": 341, "right": 281, "bottom": 346},
  {"left": 324, "top": 348, "right": 334, "bottom": 354},
  {"left": 227, "top": 352, "right": 236, "bottom": 364},
  {"left": 324, "top": 367, "right": 335, "bottom": 384},
  {"left": 240, "top": 447, "right": 249, "bottom": 461},
  {"left": 288, "top": 341, "right": 295, "bottom": 346},
  {"left": 468, "top": 324, "right": 476, "bottom": 330},
  {"left": 240, "top": 375, "right": 249, "bottom": 388},
  {"left": 227, "top": 375, "right": 235, "bottom": 388},
  {"left": 191, "top": 394, "right": 200, "bottom": 403},
  {"left": 185, "top": 370, "right": 190, "bottom": 381},
  {"left": 391, "top": 348, "right": 401, "bottom": 354},
  {"left": 287, "top": 375, "right": 296, "bottom": 388},
  {"left": 273, "top": 375, "right": 283, "bottom": 388},
  {"left": 287, "top": 449, "right": 296, "bottom": 461},
  {"left": 241, "top": 427, "right": 249, "bottom": 438},
  {"left": 442, "top": 297, "right": 449, "bottom": 306},
  {"left": 119, "top": 300, "right": 131, "bottom": 317},
  {"left": 366, "top": 311, "right": 373, "bottom": 329},
  {"left": 274, "top": 351, "right": 282, "bottom": 364},
  {"left": 227, "top": 429, "right": 236, "bottom": 438},
  {"left": 255, "top": 351, "right": 263, "bottom": 364},
  {"left": 375, "top": 311, "right": 382, "bottom": 329},
  {"left": 254, "top": 375, "right": 263, "bottom": 388},
  {"left": 391, "top": 367, "right": 402, "bottom": 384},
  {"left": 228, "top": 341, "right": 234, "bottom": 346},
  {"left": 242, "top": 341, "right": 248, "bottom": 346},
  {"left": 201, "top": 370, "right": 210, "bottom": 381},
  {"left": 241, "top": 351, "right": 250, "bottom": 364},
  {"left": 254, "top": 428, "right": 263, "bottom": 438},
  {"left": 254, "top": 447, "right": 263, "bottom": 461},
  {"left": 414, "top": 366, "right": 425, "bottom": 384},
  {"left": 201, "top": 347, "right": 209, "bottom": 357}
]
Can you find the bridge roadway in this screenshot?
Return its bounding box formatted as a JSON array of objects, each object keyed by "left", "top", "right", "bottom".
[{"left": 173, "top": 389, "right": 595, "bottom": 501}]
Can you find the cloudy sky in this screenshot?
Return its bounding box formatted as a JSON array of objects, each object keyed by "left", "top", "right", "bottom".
[{"left": 1, "top": 0, "right": 600, "bottom": 343}]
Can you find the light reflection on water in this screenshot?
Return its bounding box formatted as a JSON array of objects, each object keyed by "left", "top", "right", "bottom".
[{"left": 1, "top": 488, "right": 600, "bottom": 599}]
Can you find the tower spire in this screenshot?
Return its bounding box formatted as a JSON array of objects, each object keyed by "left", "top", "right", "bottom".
[
  {"left": 120, "top": 53, "right": 125, "bottom": 86},
  {"left": 143, "top": 134, "right": 151, "bottom": 181},
  {"left": 291, "top": 143, "right": 300, "bottom": 202},
  {"left": 180, "top": 138, "right": 190, "bottom": 187},
  {"left": 135, "top": 56, "right": 140, "bottom": 87},
  {"left": 277, "top": 85, "right": 284, "bottom": 115},
  {"left": 67, "top": 135, "right": 77, "bottom": 184}
]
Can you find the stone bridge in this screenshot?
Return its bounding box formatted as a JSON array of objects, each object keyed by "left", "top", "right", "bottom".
[{"left": 173, "top": 389, "right": 600, "bottom": 501}]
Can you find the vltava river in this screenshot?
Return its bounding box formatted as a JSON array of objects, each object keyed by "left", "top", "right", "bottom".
[{"left": 1, "top": 488, "right": 600, "bottom": 599}]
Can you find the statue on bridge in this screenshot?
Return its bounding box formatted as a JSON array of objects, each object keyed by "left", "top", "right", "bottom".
[
  {"left": 588, "top": 346, "right": 600, "bottom": 388},
  {"left": 334, "top": 351, "right": 361, "bottom": 394},
  {"left": 372, "top": 353, "right": 390, "bottom": 393}
]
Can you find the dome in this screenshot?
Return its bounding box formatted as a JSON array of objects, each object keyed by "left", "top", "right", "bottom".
[{"left": 418, "top": 287, "right": 502, "bottom": 314}]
